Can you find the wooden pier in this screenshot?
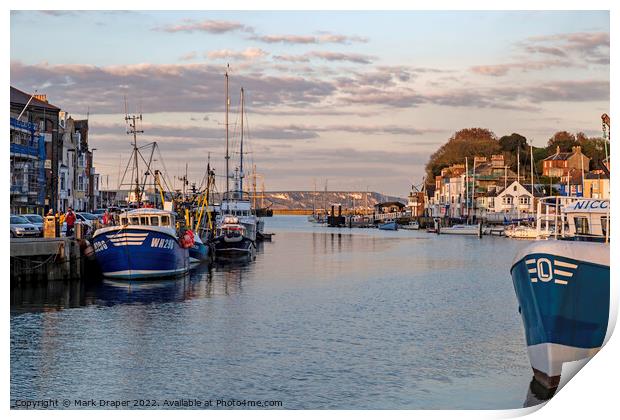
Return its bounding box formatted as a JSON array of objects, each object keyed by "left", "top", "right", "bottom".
[{"left": 10, "top": 238, "right": 87, "bottom": 283}]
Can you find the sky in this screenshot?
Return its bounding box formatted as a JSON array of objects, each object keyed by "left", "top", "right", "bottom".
[{"left": 10, "top": 10, "right": 610, "bottom": 196}]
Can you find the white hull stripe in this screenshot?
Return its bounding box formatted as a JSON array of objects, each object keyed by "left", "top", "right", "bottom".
[{"left": 555, "top": 260, "right": 578, "bottom": 269}]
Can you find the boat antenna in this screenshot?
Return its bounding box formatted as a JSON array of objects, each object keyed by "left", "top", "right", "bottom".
[
  {"left": 125, "top": 107, "right": 143, "bottom": 206},
  {"left": 225, "top": 64, "right": 230, "bottom": 202}
]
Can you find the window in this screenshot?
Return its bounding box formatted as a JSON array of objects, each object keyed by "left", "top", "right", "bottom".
[
  {"left": 161, "top": 216, "right": 170, "bottom": 226},
  {"left": 150, "top": 216, "right": 159, "bottom": 226},
  {"left": 513, "top": 185, "right": 517, "bottom": 192},
  {"left": 574, "top": 217, "right": 590, "bottom": 235},
  {"left": 502, "top": 195, "right": 513, "bottom": 205},
  {"left": 519, "top": 196, "right": 530, "bottom": 205},
  {"left": 140, "top": 216, "right": 148, "bottom": 225},
  {"left": 60, "top": 173, "right": 66, "bottom": 191},
  {"left": 129, "top": 217, "right": 140, "bottom": 225}
]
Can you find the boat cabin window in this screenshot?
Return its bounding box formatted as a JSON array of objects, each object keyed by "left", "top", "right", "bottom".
[
  {"left": 161, "top": 215, "right": 170, "bottom": 226},
  {"left": 130, "top": 216, "right": 140, "bottom": 225},
  {"left": 140, "top": 216, "right": 148, "bottom": 225},
  {"left": 574, "top": 216, "right": 590, "bottom": 235},
  {"left": 150, "top": 216, "right": 160, "bottom": 226}
]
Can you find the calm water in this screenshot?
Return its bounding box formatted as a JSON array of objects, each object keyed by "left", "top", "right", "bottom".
[{"left": 11, "top": 216, "right": 536, "bottom": 409}]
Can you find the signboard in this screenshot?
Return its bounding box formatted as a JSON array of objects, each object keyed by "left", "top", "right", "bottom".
[{"left": 44, "top": 160, "right": 52, "bottom": 169}]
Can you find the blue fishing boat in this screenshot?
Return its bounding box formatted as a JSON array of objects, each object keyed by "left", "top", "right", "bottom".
[
  {"left": 93, "top": 209, "right": 190, "bottom": 279},
  {"left": 378, "top": 220, "right": 398, "bottom": 230},
  {"left": 511, "top": 197, "right": 610, "bottom": 390}
]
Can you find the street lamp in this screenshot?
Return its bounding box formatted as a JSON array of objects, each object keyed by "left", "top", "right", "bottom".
[{"left": 90, "top": 148, "right": 97, "bottom": 210}]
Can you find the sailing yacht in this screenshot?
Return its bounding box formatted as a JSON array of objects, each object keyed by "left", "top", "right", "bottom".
[{"left": 213, "top": 75, "right": 258, "bottom": 256}]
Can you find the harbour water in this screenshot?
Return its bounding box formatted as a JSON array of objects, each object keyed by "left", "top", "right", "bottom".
[{"left": 11, "top": 216, "right": 535, "bottom": 409}]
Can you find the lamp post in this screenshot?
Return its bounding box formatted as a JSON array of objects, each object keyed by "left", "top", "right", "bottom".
[
  {"left": 90, "top": 148, "right": 97, "bottom": 210},
  {"left": 67, "top": 148, "right": 76, "bottom": 210}
]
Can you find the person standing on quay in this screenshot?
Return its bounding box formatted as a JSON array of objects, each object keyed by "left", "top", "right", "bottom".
[{"left": 65, "top": 207, "right": 76, "bottom": 237}]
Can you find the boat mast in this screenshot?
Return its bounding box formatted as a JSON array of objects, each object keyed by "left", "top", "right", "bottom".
[
  {"left": 125, "top": 112, "right": 143, "bottom": 206},
  {"left": 240, "top": 87, "right": 244, "bottom": 194},
  {"left": 530, "top": 144, "right": 534, "bottom": 212},
  {"left": 225, "top": 64, "right": 230, "bottom": 201}
]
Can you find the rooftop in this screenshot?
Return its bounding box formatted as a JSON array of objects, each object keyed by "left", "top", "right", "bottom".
[{"left": 11, "top": 86, "right": 60, "bottom": 111}]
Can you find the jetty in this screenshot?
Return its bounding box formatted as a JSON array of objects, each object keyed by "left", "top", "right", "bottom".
[{"left": 10, "top": 238, "right": 88, "bottom": 283}]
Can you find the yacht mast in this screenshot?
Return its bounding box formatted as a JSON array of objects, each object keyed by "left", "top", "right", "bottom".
[
  {"left": 225, "top": 65, "right": 230, "bottom": 200},
  {"left": 240, "top": 87, "right": 245, "bottom": 194}
]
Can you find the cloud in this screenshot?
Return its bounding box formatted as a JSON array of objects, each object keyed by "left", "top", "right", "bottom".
[
  {"left": 154, "top": 19, "right": 253, "bottom": 34},
  {"left": 522, "top": 31, "right": 609, "bottom": 64},
  {"left": 470, "top": 59, "right": 571, "bottom": 77},
  {"left": 10, "top": 61, "right": 336, "bottom": 114},
  {"left": 273, "top": 51, "right": 375, "bottom": 65},
  {"left": 471, "top": 31, "right": 609, "bottom": 77},
  {"left": 179, "top": 51, "right": 198, "bottom": 61},
  {"left": 207, "top": 47, "right": 269, "bottom": 61},
  {"left": 494, "top": 80, "right": 609, "bottom": 103},
  {"left": 307, "top": 51, "right": 375, "bottom": 64},
  {"left": 250, "top": 32, "right": 368, "bottom": 45},
  {"left": 90, "top": 121, "right": 437, "bottom": 143}
]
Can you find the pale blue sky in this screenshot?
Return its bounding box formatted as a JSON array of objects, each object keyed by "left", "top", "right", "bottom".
[{"left": 10, "top": 11, "right": 610, "bottom": 195}]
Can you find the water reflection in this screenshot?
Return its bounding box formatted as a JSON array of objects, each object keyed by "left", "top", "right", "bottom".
[
  {"left": 523, "top": 377, "right": 556, "bottom": 407},
  {"left": 11, "top": 217, "right": 537, "bottom": 409}
]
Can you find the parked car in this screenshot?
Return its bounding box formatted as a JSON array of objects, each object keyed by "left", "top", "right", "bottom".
[
  {"left": 61, "top": 212, "right": 99, "bottom": 236},
  {"left": 92, "top": 208, "right": 107, "bottom": 222},
  {"left": 10, "top": 215, "right": 40, "bottom": 238},
  {"left": 21, "top": 214, "right": 45, "bottom": 236}
]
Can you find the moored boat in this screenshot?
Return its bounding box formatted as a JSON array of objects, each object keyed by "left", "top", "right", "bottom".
[
  {"left": 401, "top": 220, "right": 420, "bottom": 230},
  {"left": 378, "top": 220, "right": 398, "bottom": 231},
  {"left": 213, "top": 215, "right": 256, "bottom": 256},
  {"left": 93, "top": 208, "right": 190, "bottom": 279},
  {"left": 439, "top": 223, "right": 481, "bottom": 237},
  {"left": 510, "top": 197, "right": 610, "bottom": 391}
]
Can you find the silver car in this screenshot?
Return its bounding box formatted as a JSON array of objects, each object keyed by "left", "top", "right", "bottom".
[
  {"left": 10, "top": 215, "right": 40, "bottom": 238},
  {"left": 22, "top": 214, "right": 45, "bottom": 236}
]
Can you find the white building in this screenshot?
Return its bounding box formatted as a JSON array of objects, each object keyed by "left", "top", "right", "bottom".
[{"left": 494, "top": 181, "right": 534, "bottom": 214}]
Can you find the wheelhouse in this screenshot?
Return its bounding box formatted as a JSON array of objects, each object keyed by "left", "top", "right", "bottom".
[{"left": 119, "top": 210, "right": 176, "bottom": 229}]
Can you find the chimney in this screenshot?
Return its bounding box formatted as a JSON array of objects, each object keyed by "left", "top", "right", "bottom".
[
  {"left": 556, "top": 145, "right": 560, "bottom": 155},
  {"left": 491, "top": 154, "right": 504, "bottom": 168},
  {"left": 34, "top": 94, "right": 48, "bottom": 103}
]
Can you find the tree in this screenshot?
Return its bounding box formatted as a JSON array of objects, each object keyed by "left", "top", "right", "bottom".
[
  {"left": 425, "top": 128, "right": 500, "bottom": 181},
  {"left": 547, "top": 131, "right": 577, "bottom": 153},
  {"left": 499, "top": 133, "right": 528, "bottom": 172},
  {"left": 576, "top": 132, "right": 609, "bottom": 171}
]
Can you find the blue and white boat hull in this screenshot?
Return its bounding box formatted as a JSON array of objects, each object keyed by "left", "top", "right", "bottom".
[
  {"left": 378, "top": 221, "right": 398, "bottom": 231},
  {"left": 92, "top": 226, "right": 190, "bottom": 280},
  {"left": 511, "top": 241, "right": 610, "bottom": 388}
]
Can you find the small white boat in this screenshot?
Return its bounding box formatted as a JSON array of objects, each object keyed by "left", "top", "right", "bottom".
[
  {"left": 505, "top": 225, "right": 552, "bottom": 240},
  {"left": 440, "top": 223, "right": 481, "bottom": 237},
  {"left": 401, "top": 221, "right": 420, "bottom": 230}
]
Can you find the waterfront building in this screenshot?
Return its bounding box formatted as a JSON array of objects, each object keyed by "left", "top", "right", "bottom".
[
  {"left": 10, "top": 117, "right": 46, "bottom": 214},
  {"left": 10, "top": 87, "right": 61, "bottom": 214},
  {"left": 493, "top": 181, "right": 535, "bottom": 214},
  {"left": 583, "top": 172, "right": 610, "bottom": 199},
  {"left": 542, "top": 145, "right": 590, "bottom": 183},
  {"left": 406, "top": 188, "right": 425, "bottom": 217}
]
